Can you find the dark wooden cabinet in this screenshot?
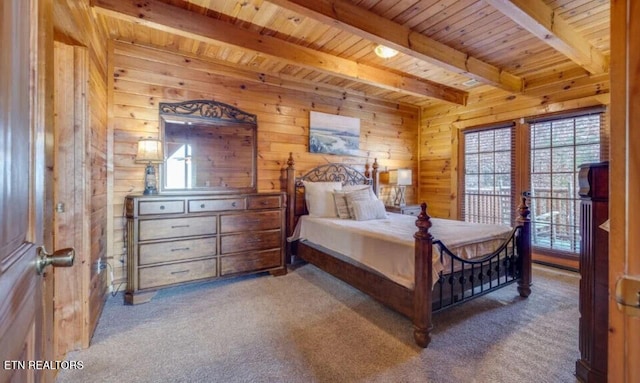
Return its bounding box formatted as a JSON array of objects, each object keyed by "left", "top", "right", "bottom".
[
  {"left": 124, "top": 192, "right": 287, "bottom": 304},
  {"left": 576, "top": 162, "right": 608, "bottom": 383}
]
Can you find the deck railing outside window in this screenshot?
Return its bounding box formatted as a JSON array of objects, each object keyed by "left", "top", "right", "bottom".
[
  {"left": 465, "top": 186, "right": 580, "bottom": 252},
  {"left": 464, "top": 187, "right": 512, "bottom": 226}
]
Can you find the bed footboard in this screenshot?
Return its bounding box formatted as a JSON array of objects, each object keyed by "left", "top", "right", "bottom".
[
  {"left": 412, "top": 200, "right": 531, "bottom": 347},
  {"left": 431, "top": 227, "right": 521, "bottom": 312},
  {"left": 432, "top": 199, "right": 531, "bottom": 311}
]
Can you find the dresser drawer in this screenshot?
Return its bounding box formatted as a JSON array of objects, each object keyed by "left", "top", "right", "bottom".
[
  {"left": 247, "top": 195, "right": 281, "bottom": 209},
  {"left": 188, "top": 198, "right": 245, "bottom": 212},
  {"left": 139, "top": 216, "right": 216, "bottom": 241},
  {"left": 220, "top": 249, "right": 281, "bottom": 276},
  {"left": 139, "top": 200, "right": 184, "bottom": 215},
  {"left": 138, "top": 258, "right": 217, "bottom": 289},
  {"left": 220, "top": 229, "right": 282, "bottom": 254},
  {"left": 139, "top": 237, "right": 216, "bottom": 265},
  {"left": 220, "top": 210, "right": 281, "bottom": 233}
]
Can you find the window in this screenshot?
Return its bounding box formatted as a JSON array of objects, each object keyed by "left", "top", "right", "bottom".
[
  {"left": 462, "top": 125, "right": 514, "bottom": 226},
  {"left": 460, "top": 108, "right": 606, "bottom": 259},
  {"left": 529, "top": 113, "right": 602, "bottom": 254}
]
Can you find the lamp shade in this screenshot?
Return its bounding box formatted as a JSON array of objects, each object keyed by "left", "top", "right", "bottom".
[
  {"left": 135, "top": 138, "right": 164, "bottom": 163},
  {"left": 389, "top": 169, "right": 412, "bottom": 186}
]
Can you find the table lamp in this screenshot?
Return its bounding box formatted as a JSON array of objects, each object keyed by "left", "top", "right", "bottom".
[
  {"left": 389, "top": 168, "right": 412, "bottom": 206},
  {"left": 136, "top": 137, "right": 164, "bottom": 195}
]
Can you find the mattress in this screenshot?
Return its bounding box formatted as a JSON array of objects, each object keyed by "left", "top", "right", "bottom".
[{"left": 289, "top": 212, "right": 513, "bottom": 289}]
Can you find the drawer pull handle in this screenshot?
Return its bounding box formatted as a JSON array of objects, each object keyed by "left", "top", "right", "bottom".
[
  {"left": 260, "top": 201, "right": 268, "bottom": 205},
  {"left": 245, "top": 238, "right": 263, "bottom": 244},
  {"left": 200, "top": 203, "right": 206, "bottom": 208},
  {"left": 171, "top": 247, "right": 191, "bottom": 252},
  {"left": 160, "top": 205, "right": 165, "bottom": 210},
  {"left": 231, "top": 202, "right": 237, "bottom": 207},
  {"left": 171, "top": 224, "right": 190, "bottom": 229},
  {"left": 171, "top": 269, "right": 190, "bottom": 275}
]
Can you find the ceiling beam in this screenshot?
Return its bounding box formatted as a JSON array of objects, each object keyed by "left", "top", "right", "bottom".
[
  {"left": 92, "top": 0, "right": 467, "bottom": 105},
  {"left": 111, "top": 40, "right": 414, "bottom": 110},
  {"left": 484, "top": 0, "right": 608, "bottom": 74},
  {"left": 267, "top": 0, "right": 524, "bottom": 93}
]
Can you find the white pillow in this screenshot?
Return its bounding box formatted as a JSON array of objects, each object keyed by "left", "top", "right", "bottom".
[
  {"left": 332, "top": 190, "right": 351, "bottom": 219},
  {"left": 351, "top": 199, "right": 388, "bottom": 221},
  {"left": 345, "top": 187, "right": 375, "bottom": 218},
  {"left": 303, "top": 181, "right": 342, "bottom": 217},
  {"left": 333, "top": 185, "right": 378, "bottom": 219},
  {"left": 343, "top": 184, "right": 378, "bottom": 200}
]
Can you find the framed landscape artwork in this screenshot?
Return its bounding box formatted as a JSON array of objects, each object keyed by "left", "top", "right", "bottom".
[{"left": 309, "top": 111, "right": 360, "bottom": 156}]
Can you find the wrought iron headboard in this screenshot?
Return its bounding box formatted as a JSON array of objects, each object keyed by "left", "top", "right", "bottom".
[
  {"left": 285, "top": 153, "right": 379, "bottom": 238},
  {"left": 295, "top": 163, "right": 374, "bottom": 187}
]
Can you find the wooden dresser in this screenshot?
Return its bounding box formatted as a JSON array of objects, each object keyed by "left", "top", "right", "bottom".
[
  {"left": 576, "top": 162, "right": 608, "bottom": 383},
  {"left": 124, "top": 192, "right": 287, "bottom": 304}
]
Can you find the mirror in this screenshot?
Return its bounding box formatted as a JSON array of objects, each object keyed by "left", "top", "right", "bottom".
[{"left": 159, "top": 100, "right": 257, "bottom": 194}]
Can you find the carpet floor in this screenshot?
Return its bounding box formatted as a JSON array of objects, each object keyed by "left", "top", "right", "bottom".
[{"left": 56, "top": 264, "right": 580, "bottom": 383}]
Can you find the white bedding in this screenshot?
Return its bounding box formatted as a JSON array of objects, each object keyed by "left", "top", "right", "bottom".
[{"left": 289, "top": 213, "right": 513, "bottom": 290}]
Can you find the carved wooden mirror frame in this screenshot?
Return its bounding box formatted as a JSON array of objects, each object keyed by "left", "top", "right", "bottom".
[{"left": 159, "top": 99, "right": 258, "bottom": 194}]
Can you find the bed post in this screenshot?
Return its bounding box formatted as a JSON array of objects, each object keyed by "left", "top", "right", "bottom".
[
  {"left": 371, "top": 158, "right": 379, "bottom": 196},
  {"left": 413, "top": 202, "right": 433, "bottom": 348},
  {"left": 286, "top": 153, "right": 296, "bottom": 263},
  {"left": 364, "top": 158, "right": 379, "bottom": 195},
  {"left": 516, "top": 197, "right": 532, "bottom": 297}
]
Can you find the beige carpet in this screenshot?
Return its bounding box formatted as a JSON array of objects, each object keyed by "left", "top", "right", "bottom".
[{"left": 56, "top": 264, "right": 580, "bottom": 383}]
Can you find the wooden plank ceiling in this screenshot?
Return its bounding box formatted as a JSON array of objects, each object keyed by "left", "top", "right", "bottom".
[{"left": 91, "top": 0, "right": 610, "bottom": 108}]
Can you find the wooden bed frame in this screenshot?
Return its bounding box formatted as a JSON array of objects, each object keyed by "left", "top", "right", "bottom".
[{"left": 285, "top": 153, "right": 532, "bottom": 348}]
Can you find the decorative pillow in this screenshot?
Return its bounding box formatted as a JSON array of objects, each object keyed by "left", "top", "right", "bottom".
[
  {"left": 345, "top": 187, "right": 375, "bottom": 218},
  {"left": 343, "top": 184, "right": 378, "bottom": 200},
  {"left": 332, "top": 190, "right": 351, "bottom": 219},
  {"left": 303, "top": 181, "right": 342, "bottom": 217},
  {"left": 351, "top": 199, "right": 388, "bottom": 221}
]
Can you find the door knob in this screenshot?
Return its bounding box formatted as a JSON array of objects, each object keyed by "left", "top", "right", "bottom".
[{"left": 36, "top": 246, "right": 75, "bottom": 275}]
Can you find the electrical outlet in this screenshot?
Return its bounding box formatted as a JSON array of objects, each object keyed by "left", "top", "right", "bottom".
[{"left": 96, "top": 258, "right": 107, "bottom": 274}]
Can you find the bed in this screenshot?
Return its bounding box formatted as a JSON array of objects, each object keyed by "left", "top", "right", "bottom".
[{"left": 284, "top": 153, "right": 532, "bottom": 348}]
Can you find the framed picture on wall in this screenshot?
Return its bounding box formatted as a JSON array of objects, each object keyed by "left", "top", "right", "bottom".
[{"left": 309, "top": 111, "right": 360, "bottom": 156}]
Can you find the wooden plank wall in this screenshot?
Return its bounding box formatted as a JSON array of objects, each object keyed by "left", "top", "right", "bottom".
[
  {"left": 108, "top": 41, "right": 420, "bottom": 287},
  {"left": 52, "top": 0, "right": 109, "bottom": 353},
  {"left": 420, "top": 86, "right": 610, "bottom": 219},
  {"left": 87, "top": 33, "right": 108, "bottom": 340}
]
